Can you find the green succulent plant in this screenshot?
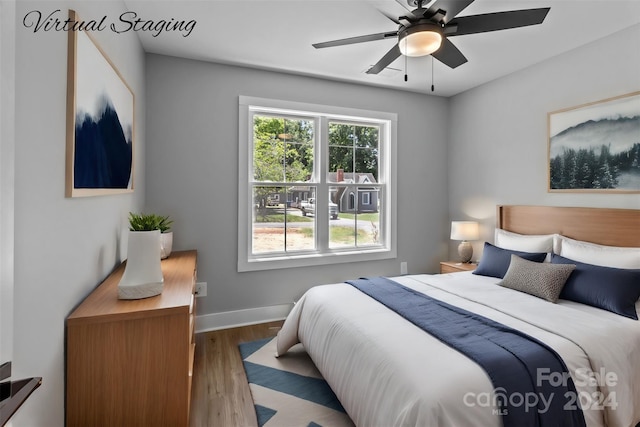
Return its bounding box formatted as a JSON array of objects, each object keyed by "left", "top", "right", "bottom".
[
  {"left": 128, "top": 212, "right": 173, "bottom": 233},
  {"left": 157, "top": 215, "right": 173, "bottom": 233}
]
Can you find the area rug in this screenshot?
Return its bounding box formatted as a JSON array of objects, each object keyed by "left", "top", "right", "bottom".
[{"left": 239, "top": 337, "right": 354, "bottom": 427}]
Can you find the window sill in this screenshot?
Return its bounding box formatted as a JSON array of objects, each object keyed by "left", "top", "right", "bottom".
[{"left": 238, "top": 247, "right": 396, "bottom": 272}]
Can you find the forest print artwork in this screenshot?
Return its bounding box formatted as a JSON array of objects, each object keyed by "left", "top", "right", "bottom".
[{"left": 548, "top": 92, "right": 640, "bottom": 192}]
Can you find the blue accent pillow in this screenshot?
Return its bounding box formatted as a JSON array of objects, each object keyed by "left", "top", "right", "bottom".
[
  {"left": 473, "top": 242, "right": 547, "bottom": 279},
  {"left": 552, "top": 254, "right": 640, "bottom": 320}
]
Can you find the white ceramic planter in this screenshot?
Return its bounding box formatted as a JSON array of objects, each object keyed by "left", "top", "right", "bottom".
[
  {"left": 160, "top": 231, "right": 173, "bottom": 259},
  {"left": 118, "top": 230, "right": 164, "bottom": 299}
]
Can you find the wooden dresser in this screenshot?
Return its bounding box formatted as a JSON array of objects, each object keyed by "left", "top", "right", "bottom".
[{"left": 66, "top": 250, "right": 197, "bottom": 427}]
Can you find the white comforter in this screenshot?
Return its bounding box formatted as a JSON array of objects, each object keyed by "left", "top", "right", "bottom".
[{"left": 276, "top": 272, "right": 640, "bottom": 427}]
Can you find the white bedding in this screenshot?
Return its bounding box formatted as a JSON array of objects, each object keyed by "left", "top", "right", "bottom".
[{"left": 276, "top": 272, "right": 640, "bottom": 427}]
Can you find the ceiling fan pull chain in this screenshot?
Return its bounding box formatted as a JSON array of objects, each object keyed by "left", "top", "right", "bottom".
[
  {"left": 431, "top": 55, "right": 435, "bottom": 92},
  {"left": 404, "top": 38, "right": 408, "bottom": 82}
]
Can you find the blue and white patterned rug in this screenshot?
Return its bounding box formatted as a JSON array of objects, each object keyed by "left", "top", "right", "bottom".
[{"left": 239, "top": 337, "right": 354, "bottom": 427}]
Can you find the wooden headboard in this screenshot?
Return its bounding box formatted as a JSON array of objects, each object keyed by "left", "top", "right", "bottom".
[{"left": 497, "top": 205, "right": 640, "bottom": 248}]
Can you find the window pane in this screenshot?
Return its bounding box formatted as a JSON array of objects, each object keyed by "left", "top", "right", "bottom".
[
  {"left": 252, "top": 186, "right": 315, "bottom": 254},
  {"left": 328, "top": 122, "right": 379, "bottom": 182},
  {"left": 253, "top": 115, "right": 314, "bottom": 182},
  {"left": 252, "top": 186, "right": 284, "bottom": 254},
  {"left": 329, "top": 186, "right": 355, "bottom": 249},
  {"left": 359, "top": 187, "right": 381, "bottom": 247},
  {"left": 328, "top": 122, "right": 353, "bottom": 147},
  {"left": 288, "top": 186, "right": 316, "bottom": 252},
  {"left": 354, "top": 125, "right": 379, "bottom": 149},
  {"left": 285, "top": 141, "right": 313, "bottom": 182},
  {"left": 329, "top": 186, "right": 381, "bottom": 249},
  {"left": 328, "top": 123, "right": 354, "bottom": 180},
  {"left": 354, "top": 147, "right": 378, "bottom": 179},
  {"left": 328, "top": 147, "right": 353, "bottom": 182}
]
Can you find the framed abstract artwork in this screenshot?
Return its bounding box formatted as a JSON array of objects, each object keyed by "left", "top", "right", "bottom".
[
  {"left": 66, "top": 9, "right": 134, "bottom": 197},
  {"left": 548, "top": 91, "right": 640, "bottom": 193}
]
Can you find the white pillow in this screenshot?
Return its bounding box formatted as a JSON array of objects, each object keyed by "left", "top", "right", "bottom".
[
  {"left": 552, "top": 234, "right": 562, "bottom": 255},
  {"left": 556, "top": 235, "right": 640, "bottom": 269},
  {"left": 494, "top": 229, "right": 555, "bottom": 253}
]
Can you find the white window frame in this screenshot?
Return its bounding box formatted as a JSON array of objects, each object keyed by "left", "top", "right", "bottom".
[{"left": 238, "top": 96, "right": 397, "bottom": 272}]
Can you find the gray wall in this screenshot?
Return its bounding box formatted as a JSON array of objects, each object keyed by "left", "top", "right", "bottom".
[
  {"left": 448, "top": 24, "right": 640, "bottom": 259},
  {"left": 1, "top": 0, "right": 17, "bottom": 367},
  {"left": 12, "top": 2, "right": 146, "bottom": 425},
  {"left": 145, "top": 55, "right": 450, "bottom": 316}
]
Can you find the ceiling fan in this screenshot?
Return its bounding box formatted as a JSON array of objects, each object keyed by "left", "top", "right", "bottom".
[{"left": 312, "top": 0, "right": 551, "bottom": 74}]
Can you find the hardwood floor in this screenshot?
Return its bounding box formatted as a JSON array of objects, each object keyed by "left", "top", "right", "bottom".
[{"left": 189, "top": 321, "right": 284, "bottom": 427}]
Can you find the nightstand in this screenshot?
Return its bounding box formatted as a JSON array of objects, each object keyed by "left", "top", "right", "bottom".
[{"left": 440, "top": 261, "right": 477, "bottom": 274}]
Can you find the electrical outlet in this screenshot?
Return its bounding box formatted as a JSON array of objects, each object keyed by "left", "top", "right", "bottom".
[
  {"left": 400, "top": 262, "right": 408, "bottom": 275},
  {"left": 195, "top": 282, "right": 207, "bottom": 298}
]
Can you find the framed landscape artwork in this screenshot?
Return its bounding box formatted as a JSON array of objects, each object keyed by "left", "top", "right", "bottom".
[
  {"left": 66, "top": 9, "right": 134, "bottom": 197},
  {"left": 548, "top": 91, "right": 640, "bottom": 193}
]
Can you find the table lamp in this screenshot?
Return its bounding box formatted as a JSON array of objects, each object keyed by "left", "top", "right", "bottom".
[{"left": 450, "top": 221, "right": 479, "bottom": 263}]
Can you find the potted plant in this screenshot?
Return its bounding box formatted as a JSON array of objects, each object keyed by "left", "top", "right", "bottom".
[
  {"left": 127, "top": 212, "right": 163, "bottom": 232},
  {"left": 127, "top": 213, "right": 174, "bottom": 259},
  {"left": 157, "top": 215, "right": 174, "bottom": 259},
  {"left": 118, "top": 213, "right": 167, "bottom": 300}
]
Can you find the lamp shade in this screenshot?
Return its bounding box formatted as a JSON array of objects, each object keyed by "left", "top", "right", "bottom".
[
  {"left": 398, "top": 24, "right": 443, "bottom": 57},
  {"left": 450, "top": 221, "right": 479, "bottom": 241}
]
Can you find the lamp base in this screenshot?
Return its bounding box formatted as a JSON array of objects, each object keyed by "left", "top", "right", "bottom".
[{"left": 457, "top": 241, "right": 473, "bottom": 263}]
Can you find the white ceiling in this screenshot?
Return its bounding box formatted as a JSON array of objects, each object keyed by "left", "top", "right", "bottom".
[{"left": 124, "top": 0, "right": 640, "bottom": 97}]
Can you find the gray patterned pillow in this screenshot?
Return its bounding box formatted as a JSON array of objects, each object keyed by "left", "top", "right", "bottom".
[{"left": 498, "top": 255, "right": 576, "bottom": 303}]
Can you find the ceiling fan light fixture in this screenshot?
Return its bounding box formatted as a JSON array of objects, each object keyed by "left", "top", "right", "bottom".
[{"left": 398, "top": 24, "right": 443, "bottom": 57}]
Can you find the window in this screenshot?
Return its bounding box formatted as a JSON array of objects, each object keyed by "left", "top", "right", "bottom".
[{"left": 238, "top": 96, "right": 397, "bottom": 271}]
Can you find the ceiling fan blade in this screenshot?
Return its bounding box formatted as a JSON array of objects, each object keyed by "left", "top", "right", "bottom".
[
  {"left": 313, "top": 31, "right": 398, "bottom": 49},
  {"left": 366, "top": 44, "right": 402, "bottom": 74},
  {"left": 431, "top": 38, "right": 468, "bottom": 69},
  {"left": 394, "top": 0, "right": 412, "bottom": 12},
  {"left": 447, "top": 8, "right": 551, "bottom": 36},
  {"left": 378, "top": 9, "right": 402, "bottom": 26},
  {"left": 425, "top": 0, "right": 474, "bottom": 23}
]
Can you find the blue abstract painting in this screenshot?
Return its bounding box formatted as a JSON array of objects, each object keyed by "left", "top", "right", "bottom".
[
  {"left": 67, "top": 12, "right": 134, "bottom": 197},
  {"left": 74, "top": 95, "right": 132, "bottom": 189}
]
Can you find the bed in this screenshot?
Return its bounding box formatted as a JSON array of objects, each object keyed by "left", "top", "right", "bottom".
[{"left": 276, "top": 205, "right": 640, "bottom": 427}]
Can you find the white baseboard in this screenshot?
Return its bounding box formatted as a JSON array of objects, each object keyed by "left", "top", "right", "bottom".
[{"left": 195, "top": 303, "right": 294, "bottom": 333}]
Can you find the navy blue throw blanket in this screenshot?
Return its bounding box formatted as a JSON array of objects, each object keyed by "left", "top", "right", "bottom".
[{"left": 346, "top": 277, "right": 586, "bottom": 427}]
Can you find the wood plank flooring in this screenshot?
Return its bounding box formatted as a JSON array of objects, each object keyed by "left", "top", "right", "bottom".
[{"left": 189, "top": 321, "right": 284, "bottom": 427}]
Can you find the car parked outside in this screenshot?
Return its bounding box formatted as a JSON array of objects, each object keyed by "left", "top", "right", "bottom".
[{"left": 300, "top": 198, "right": 338, "bottom": 220}]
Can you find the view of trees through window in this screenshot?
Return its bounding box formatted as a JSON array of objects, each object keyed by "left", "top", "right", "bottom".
[
  {"left": 251, "top": 114, "right": 383, "bottom": 254},
  {"left": 328, "top": 122, "right": 379, "bottom": 180},
  {"left": 252, "top": 115, "right": 314, "bottom": 183}
]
